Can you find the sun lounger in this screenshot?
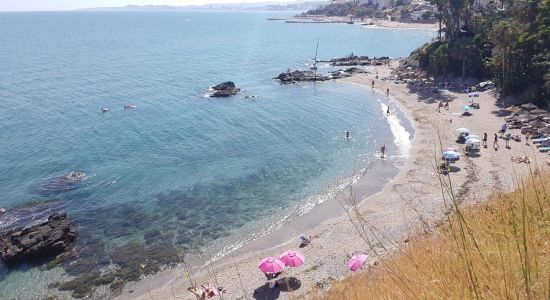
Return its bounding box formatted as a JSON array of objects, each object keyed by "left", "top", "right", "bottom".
[{"left": 532, "top": 137, "right": 550, "bottom": 143}]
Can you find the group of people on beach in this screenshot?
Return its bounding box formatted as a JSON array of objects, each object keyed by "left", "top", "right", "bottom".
[{"left": 437, "top": 101, "right": 449, "bottom": 112}]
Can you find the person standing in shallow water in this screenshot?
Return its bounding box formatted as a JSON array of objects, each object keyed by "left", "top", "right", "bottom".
[
  {"left": 346, "top": 130, "right": 350, "bottom": 139},
  {"left": 371, "top": 80, "right": 375, "bottom": 89},
  {"left": 386, "top": 88, "right": 389, "bottom": 97},
  {"left": 386, "top": 106, "right": 390, "bottom": 116},
  {"left": 380, "top": 144, "right": 386, "bottom": 158}
]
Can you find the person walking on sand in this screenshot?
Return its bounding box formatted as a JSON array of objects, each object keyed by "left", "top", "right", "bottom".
[
  {"left": 493, "top": 133, "right": 499, "bottom": 149},
  {"left": 380, "top": 144, "right": 386, "bottom": 158},
  {"left": 525, "top": 133, "right": 530, "bottom": 145},
  {"left": 499, "top": 123, "right": 507, "bottom": 137},
  {"left": 505, "top": 132, "right": 511, "bottom": 148},
  {"left": 482, "top": 132, "right": 488, "bottom": 148},
  {"left": 437, "top": 101, "right": 443, "bottom": 113}
]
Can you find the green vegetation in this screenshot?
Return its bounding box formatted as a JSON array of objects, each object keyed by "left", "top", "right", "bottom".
[
  {"left": 316, "top": 171, "right": 550, "bottom": 299},
  {"left": 416, "top": 0, "right": 549, "bottom": 107}
]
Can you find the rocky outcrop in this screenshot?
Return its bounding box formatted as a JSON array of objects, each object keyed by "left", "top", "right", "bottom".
[
  {"left": 320, "top": 55, "right": 390, "bottom": 66},
  {"left": 210, "top": 81, "right": 241, "bottom": 97},
  {"left": 0, "top": 212, "right": 77, "bottom": 265},
  {"left": 275, "top": 70, "right": 330, "bottom": 84},
  {"left": 274, "top": 69, "right": 357, "bottom": 84}
]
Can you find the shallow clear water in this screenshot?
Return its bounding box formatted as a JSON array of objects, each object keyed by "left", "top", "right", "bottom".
[{"left": 0, "top": 11, "right": 434, "bottom": 298}]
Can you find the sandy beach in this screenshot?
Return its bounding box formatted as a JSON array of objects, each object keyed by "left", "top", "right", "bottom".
[
  {"left": 279, "top": 15, "right": 438, "bottom": 30},
  {"left": 120, "top": 60, "right": 549, "bottom": 300}
]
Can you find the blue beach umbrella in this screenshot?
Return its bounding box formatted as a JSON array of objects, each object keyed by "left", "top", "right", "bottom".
[{"left": 442, "top": 151, "right": 461, "bottom": 161}]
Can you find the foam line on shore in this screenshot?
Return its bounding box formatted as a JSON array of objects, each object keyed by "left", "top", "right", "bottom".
[{"left": 380, "top": 99, "right": 412, "bottom": 158}]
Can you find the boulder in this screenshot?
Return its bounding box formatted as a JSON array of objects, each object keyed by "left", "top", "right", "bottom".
[
  {"left": 210, "top": 81, "right": 241, "bottom": 97},
  {"left": 0, "top": 212, "right": 77, "bottom": 265},
  {"left": 275, "top": 70, "right": 329, "bottom": 84}
]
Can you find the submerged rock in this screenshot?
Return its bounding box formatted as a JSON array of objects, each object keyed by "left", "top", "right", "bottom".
[
  {"left": 31, "top": 171, "right": 87, "bottom": 196},
  {"left": 210, "top": 81, "right": 241, "bottom": 97},
  {"left": 0, "top": 212, "right": 77, "bottom": 265}
]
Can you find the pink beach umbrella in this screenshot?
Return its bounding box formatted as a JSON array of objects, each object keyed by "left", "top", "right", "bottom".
[
  {"left": 279, "top": 250, "right": 305, "bottom": 268},
  {"left": 258, "top": 256, "right": 285, "bottom": 274},
  {"left": 347, "top": 254, "right": 369, "bottom": 272}
]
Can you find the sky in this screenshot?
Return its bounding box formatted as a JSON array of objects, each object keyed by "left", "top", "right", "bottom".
[{"left": 0, "top": 0, "right": 288, "bottom": 11}]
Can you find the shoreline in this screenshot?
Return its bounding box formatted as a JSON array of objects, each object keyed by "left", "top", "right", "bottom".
[
  {"left": 122, "top": 60, "right": 549, "bottom": 300},
  {"left": 273, "top": 15, "right": 439, "bottom": 30},
  {"left": 117, "top": 80, "right": 415, "bottom": 300}
]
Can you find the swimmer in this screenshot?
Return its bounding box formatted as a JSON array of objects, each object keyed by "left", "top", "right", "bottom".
[
  {"left": 124, "top": 105, "right": 137, "bottom": 109},
  {"left": 101, "top": 107, "right": 109, "bottom": 112},
  {"left": 346, "top": 130, "right": 350, "bottom": 139}
]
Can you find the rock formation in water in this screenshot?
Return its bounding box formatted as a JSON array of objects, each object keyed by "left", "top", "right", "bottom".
[
  {"left": 210, "top": 81, "right": 241, "bottom": 97},
  {"left": 274, "top": 69, "right": 359, "bottom": 84},
  {"left": 31, "top": 171, "right": 87, "bottom": 196},
  {"left": 319, "top": 55, "right": 390, "bottom": 66},
  {"left": 0, "top": 212, "right": 77, "bottom": 265}
]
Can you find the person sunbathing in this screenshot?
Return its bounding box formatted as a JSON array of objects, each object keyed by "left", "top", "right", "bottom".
[{"left": 299, "top": 233, "right": 319, "bottom": 247}]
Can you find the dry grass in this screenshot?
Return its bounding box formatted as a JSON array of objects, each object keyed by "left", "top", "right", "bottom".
[{"left": 318, "top": 172, "right": 550, "bottom": 299}]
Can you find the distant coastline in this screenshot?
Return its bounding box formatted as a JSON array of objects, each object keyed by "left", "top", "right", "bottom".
[{"left": 269, "top": 15, "right": 439, "bottom": 30}]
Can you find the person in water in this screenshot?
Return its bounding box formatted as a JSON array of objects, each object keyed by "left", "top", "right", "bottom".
[
  {"left": 371, "top": 80, "right": 375, "bottom": 89},
  {"left": 386, "top": 106, "right": 390, "bottom": 116},
  {"left": 381, "top": 144, "right": 386, "bottom": 158},
  {"left": 386, "top": 88, "right": 389, "bottom": 97},
  {"left": 346, "top": 130, "right": 350, "bottom": 139}
]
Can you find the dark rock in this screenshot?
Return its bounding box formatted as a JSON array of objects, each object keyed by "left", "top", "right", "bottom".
[
  {"left": 344, "top": 67, "right": 367, "bottom": 74},
  {"left": 93, "top": 273, "right": 116, "bottom": 286},
  {"left": 30, "top": 172, "right": 87, "bottom": 196},
  {"left": 275, "top": 70, "right": 329, "bottom": 84},
  {"left": 0, "top": 212, "right": 77, "bottom": 265},
  {"left": 318, "top": 55, "right": 390, "bottom": 67},
  {"left": 210, "top": 81, "right": 241, "bottom": 97},
  {"left": 58, "top": 273, "right": 99, "bottom": 299}
]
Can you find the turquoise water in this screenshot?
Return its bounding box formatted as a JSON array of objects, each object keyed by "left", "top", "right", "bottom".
[{"left": 0, "top": 11, "right": 434, "bottom": 298}]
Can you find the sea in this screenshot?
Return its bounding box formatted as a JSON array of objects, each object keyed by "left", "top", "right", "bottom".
[{"left": 0, "top": 11, "right": 435, "bottom": 299}]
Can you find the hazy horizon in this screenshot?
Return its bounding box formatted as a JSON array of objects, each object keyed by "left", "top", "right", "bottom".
[{"left": 0, "top": 0, "right": 299, "bottom": 12}]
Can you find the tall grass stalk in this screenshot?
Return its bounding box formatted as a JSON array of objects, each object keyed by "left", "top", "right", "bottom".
[{"left": 317, "top": 156, "right": 549, "bottom": 299}]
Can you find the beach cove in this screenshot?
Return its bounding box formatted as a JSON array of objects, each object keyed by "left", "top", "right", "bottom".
[
  {"left": 124, "top": 58, "right": 550, "bottom": 299},
  {"left": 0, "top": 11, "right": 436, "bottom": 299}
]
